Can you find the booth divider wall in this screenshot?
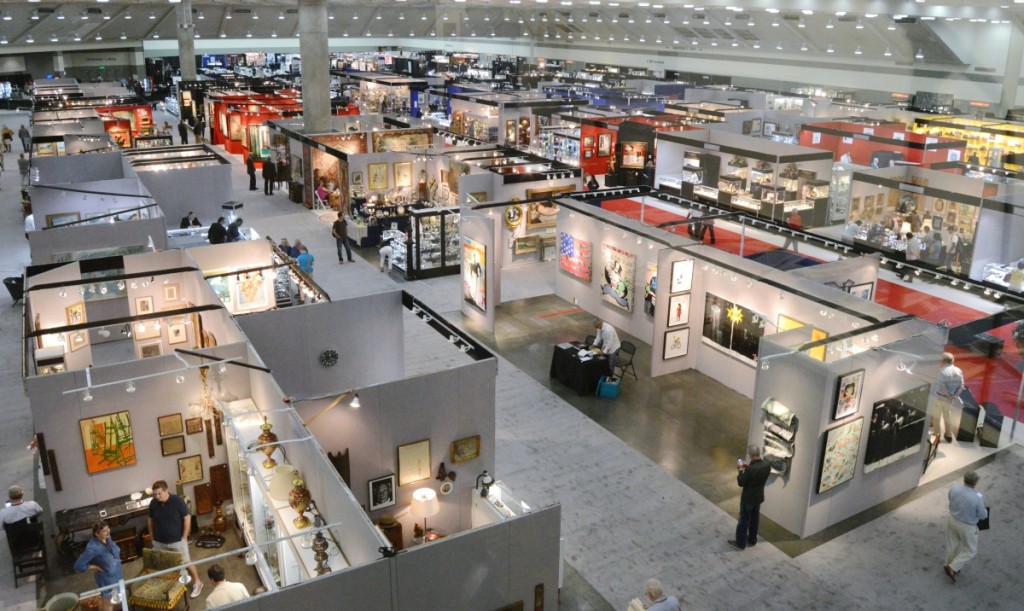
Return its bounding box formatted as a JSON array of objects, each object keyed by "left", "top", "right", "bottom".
[{"left": 32, "top": 150, "right": 127, "bottom": 185}]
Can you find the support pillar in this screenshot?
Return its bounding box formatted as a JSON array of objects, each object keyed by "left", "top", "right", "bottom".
[
  {"left": 176, "top": 0, "right": 197, "bottom": 81},
  {"left": 299, "top": 0, "right": 331, "bottom": 133},
  {"left": 998, "top": 22, "right": 1024, "bottom": 116}
]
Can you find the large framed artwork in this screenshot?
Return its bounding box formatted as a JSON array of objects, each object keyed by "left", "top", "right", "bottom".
[
  {"left": 621, "top": 141, "right": 647, "bottom": 169},
  {"left": 864, "top": 384, "right": 930, "bottom": 473},
  {"left": 463, "top": 237, "right": 487, "bottom": 312},
  {"left": 670, "top": 259, "right": 694, "bottom": 293},
  {"left": 450, "top": 435, "right": 481, "bottom": 463},
  {"left": 558, "top": 233, "right": 593, "bottom": 283},
  {"left": 448, "top": 159, "right": 470, "bottom": 194},
  {"left": 65, "top": 301, "right": 86, "bottom": 326},
  {"left": 817, "top": 417, "right": 864, "bottom": 494},
  {"left": 702, "top": 293, "right": 766, "bottom": 361},
  {"left": 833, "top": 369, "right": 866, "bottom": 420},
  {"left": 161, "top": 435, "right": 186, "bottom": 457},
  {"left": 234, "top": 272, "right": 268, "bottom": 311},
  {"left": 598, "top": 133, "right": 612, "bottom": 156},
  {"left": 600, "top": 243, "right": 636, "bottom": 312},
  {"left": 393, "top": 161, "right": 413, "bottom": 188},
  {"left": 46, "top": 212, "right": 82, "bottom": 228},
  {"left": 663, "top": 328, "right": 690, "bottom": 359},
  {"left": 368, "top": 163, "right": 389, "bottom": 190},
  {"left": 371, "top": 129, "right": 432, "bottom": 153},
  {"left": 667, "top": 294, "right": 690, "bottom": 327},
  {"left": 643, "top": 263, "right": 657, "bottom": 317},
  {"left": 525, "top": 185, "right": 574, "bottom": 229},
  {"left": 397, "top": 439, "right": 431, "bottom": 487},
  {"left": 368, "top": 474, "right": 396, "bottom": 511},
  {"left": 158, "top": 414, "right": 184, "bottom": 437},
  {"left": 177, "top": 455, "right": 203, "bottom": 484},
  {"left": 79, "top": 411, "right": 137, "bottom": 474}
]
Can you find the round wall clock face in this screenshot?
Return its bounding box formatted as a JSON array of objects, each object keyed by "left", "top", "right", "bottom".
[
  {"left": 319, "top": 349, "right": 339, "bottom": 367},
  {"left": 504, "top": 205, "right": 523, "bottom": 230}
]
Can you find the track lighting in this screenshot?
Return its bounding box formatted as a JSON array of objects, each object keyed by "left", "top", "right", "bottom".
[
  {"left": 350, "top": 393, "right": 361, "bottom": 409},
  {"left": 82, "top": 389, "right": 93, "bottom": 402},
  {"left": 125, "top": 381, "right": 136, "bottom": 394}
]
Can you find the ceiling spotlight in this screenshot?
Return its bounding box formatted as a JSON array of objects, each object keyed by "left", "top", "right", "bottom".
[
  {"left": 854, "top": 46, "right": 863, "bottom": 55},
  {"left": 884, "top": 47, "right": 893, "bottom": 57},
  {"left": 175, "top": 374, "right": 185, "bottom": 384},
  {"left": 350, "top": 393, "right": 361, "bottom": 408},
  {"left": 82, "top": 389, "right": 93, "bottom": 402},
  {"left": 915, "top": 49, "right": 924, "bottom": 60}
]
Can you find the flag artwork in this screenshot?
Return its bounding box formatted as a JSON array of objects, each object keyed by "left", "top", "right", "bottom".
[{"left": 559, "top": 232, "right": 592, "bottom": 283}]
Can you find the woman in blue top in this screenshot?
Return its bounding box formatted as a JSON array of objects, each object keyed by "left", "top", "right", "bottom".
[{"left": 73, "top": 521, "right": 123, "bottom": 611}]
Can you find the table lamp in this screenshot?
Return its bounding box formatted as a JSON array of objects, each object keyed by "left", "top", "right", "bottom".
[{"left": 410, "top": 488, "right": 440, "bottom": 534}]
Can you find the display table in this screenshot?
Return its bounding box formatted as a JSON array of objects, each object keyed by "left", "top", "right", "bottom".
[
  {"left": 55, "top": 492, "right": 153, "bottom": 556},
  {"left": 550, "top": 341, "right": 610, "bottom": 395}
]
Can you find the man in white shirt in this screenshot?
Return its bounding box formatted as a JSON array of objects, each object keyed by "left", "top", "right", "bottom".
[
  {"left": 944, "top": 471, "right": 988, "bottom": 582},
  {"left": 1, "top": 485, "right": 43, "bottom": 525},
  {"left": 592, "top": 318, "right": 621, "bottom": 377},
  {"left": 205, "top": 564, "right": 250, "bottom": 609},
  {"left": 932, "top": 352, "right": 964, "bottom": 443}
]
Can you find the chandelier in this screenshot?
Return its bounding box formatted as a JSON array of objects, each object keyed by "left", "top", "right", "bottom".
[{"left": 189, "top": 366, "right": 220, "bottom": 421}]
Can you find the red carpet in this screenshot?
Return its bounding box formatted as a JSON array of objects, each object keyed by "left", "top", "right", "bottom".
[{"left": 599, "top": 197, "right": 1024, "bottom": 423}]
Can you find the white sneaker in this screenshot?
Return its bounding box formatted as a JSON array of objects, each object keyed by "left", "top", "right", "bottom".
[{"left": 190, "top": 581, "right": 204, "bottom": 599}]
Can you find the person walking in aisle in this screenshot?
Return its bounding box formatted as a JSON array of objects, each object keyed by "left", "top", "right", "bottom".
[
  {"left": 932, "top": 352, "right": 964, "bottom": 443},
  {"left": 17, "top": 153, "right": 30, "bottom": 187},
  {"left": 637, "top": 578, "right": 680, "bottom": 611},
  {"left": 782, "top": 210, "right": 802, "bottom": 252},
  {"left": 2, "top": 125, "right": 14, "bottom": 152},
  {"left": 262, "top": 158, "right": 277, "bottom": 195},
  {"left": 728, "top": 444, "right": 771, "bottom": 550},
  {"left": 18, "top": 124, "right": 30, "bottom": 153},
  {"left": 332, "top": 215, "right": 354, "bottom": 263},
  {"left": 699, "top": 215, "right": 716, "bottom": 244},
  {"left": 379, "top": 239, "right": 394, "bottom": 272},
  {"left": 178, "top": 120, "right": 189, "bottom": 145},
  {"left": 246, "top": 154, "right": 258, "bottom": 191},
  {"left": 193, "top": 115, "right": 205, "bottom": 144},
  {"left": 944, "top": 471, "right": 988, "bottom": 583}
]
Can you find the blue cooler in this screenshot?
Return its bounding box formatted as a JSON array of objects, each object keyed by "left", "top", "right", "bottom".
[{"left": 597, "top": 376, "right": 621, "bottom": 398}]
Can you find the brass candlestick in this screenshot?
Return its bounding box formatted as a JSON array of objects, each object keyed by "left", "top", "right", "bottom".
[
  {"left": 312, "top": 531, "right": 332, "bottom": 575},
  {"left": 257, "top": 416, "right": 278, "bottom": 469}
]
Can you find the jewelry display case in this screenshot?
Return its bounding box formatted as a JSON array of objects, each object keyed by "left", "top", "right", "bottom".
[{"left": 401, "top": 207, "right": 461, "bottom": 280}]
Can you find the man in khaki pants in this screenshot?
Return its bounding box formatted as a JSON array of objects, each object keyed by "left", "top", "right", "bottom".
[{"left": 932, "top": 352, "right": 964, "bottom": 443}]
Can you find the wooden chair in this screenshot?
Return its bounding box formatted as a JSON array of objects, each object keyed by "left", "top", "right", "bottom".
[
  {"left": 614, "top": 341, "right": 638, "bottom": 380},
  {"left": 126, "top": 548, "right": 189, "bottom": 611},
  {"left": 4, "top": 518, "right": 47, "bottom": 587}
]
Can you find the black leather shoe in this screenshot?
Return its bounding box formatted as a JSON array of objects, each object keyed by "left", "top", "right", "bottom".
[
  {"left": 727, "top": 540, "right": 744, "bottom": 551},
  {"left": 945, "top": 435, "right": 953, "bottom": 443}
]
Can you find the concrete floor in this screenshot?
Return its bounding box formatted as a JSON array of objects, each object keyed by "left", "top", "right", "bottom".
[{"left": 2, "top": 108, "right": 1024, "bottom": 610}]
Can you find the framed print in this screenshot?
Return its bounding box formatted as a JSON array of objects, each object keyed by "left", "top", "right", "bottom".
[
  {"left": 368, "top": 474, "right": 396, "bottom": 511},
  {"left": 932, "top": 215, "right": 943, "bottom": 231},
  {"left": 234, "top": 272, "right": 268, "bottom": 311},
  {"left": 185, "top": 417, "right": 204, "bottom": 435},
  {"left": 667, "top": 294, "right": 691, "bottom": 327},
  {"left": 450, "top": 435, "right": 481, "bottom": 463},
  {"left": 135, "top": 296, "right": 154, "bottom": 315},
  {"left": 817, "top": 417, "right": 864, "bottom": 494},
  {"left": 79, "top": 411, "right": 136, "bottom": 474},
  {"left": 703, "top": 293, "right": 766, "bottom": 361},
  {"left": 850, "top": 282, "right": 874, "bottom": 301},
  {"left": 558, "top": 232, "right": 593, "bottom": 283},
  {"left": 834, "top": 369, "right": 865, "bottom": 420},
  {"left": 513, "top": 235, "right": 540, "bottom": 254},
  {"left": 351, "top": 171, "right": 363, "bottom": 187},
  {"left": 504, "top": 119, "right": 516, "bottom": 144},
  {"left": 138, "top": 342, "right": 162, "bottom": 358},
  {"left": 670, "top": 259, "right": 694, "bottom": 293},
  {"left": 167, "top": 323, "right": 188, "bottom": 345},
  {"left": 393, "top": 161, "right": 413, "bottom": 188},
  {"left": 163, "top": 284, "right": 180, "bottom": 302},
  {"left": 65, "top": 301, "right": 87, "bottom": 326},
  {"left": 463, "top": 237, "right": 487, "bottom": 312},
  {"left": 598, "top": 133, "right": 612, "bottom": 157},
  {"left": 850, "top": 196, "right": 861, "bottom": 214},
  {"left": 161, "top": 435, "right": 186, "bottom": 457},
  {"left": 621, "top": 141, "right": 647, "bottom": 169},
  {"left": 763, "top": 122, "right": 777, "bottom": 136},
  {"left": 397, "top": 439, "right": 431, "bottom": 487},
  {"left": 46, "top": 212, "right": 81, "bottom": 228},
  {"left": 583, "top": 135, "right": 595, "bottom": 147},
  {"left": 663, "top": 328, "right": 690, "bottom": 359},
  {"left": 368, "top": 163, "right": 389, "bottom": 190},
  {"left": 207, "top": 276, "right": 231, "bottom": 305},
  {"left": 864, "top": 384, "right": 929, "bottom": 473},
  {"left": 68, "top": 330, "right": 89, "bottom": 352},
  {"left": 600, "top": 243, "right": 636, "bottom": 312},
  {"left": 525, "top": 185, "right": 574, "bottom": 228},
  {"left": 133, "top": 321, "right": 162, "bottom": 340},
  {"left": 177, "top": 455, "right": 203, "bottom": 484},
  {"left": 158, "top": 413, "right": 184, "bottom": 437},
  {"left": 750, "top": 118, "right": 762, "bottom": 134},
  {"left": 584, "top": 150, "right": 593, "bottom": 159}
]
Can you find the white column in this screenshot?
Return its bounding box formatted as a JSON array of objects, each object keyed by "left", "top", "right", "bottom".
[
  {"left": 999, "top": 22, "right": 1024, "bottom": 115},
  {"left": 299, "top": 0, "right": 331, "bottom": 133},
  {"left": 176, "top": 0, "right": 197, "bottom": 81}
]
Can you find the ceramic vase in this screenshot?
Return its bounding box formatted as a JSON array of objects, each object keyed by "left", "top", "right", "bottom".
[
  {"left": 257, "top": 416, "right": 278, "bottom": 469},
  {"left": 289, "top": 473, "right": 312, "bottom": 529}
]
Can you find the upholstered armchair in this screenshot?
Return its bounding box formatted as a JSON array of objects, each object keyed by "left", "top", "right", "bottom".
[{"left": 126, "top": 549, "right": 189, "bottom": 610}]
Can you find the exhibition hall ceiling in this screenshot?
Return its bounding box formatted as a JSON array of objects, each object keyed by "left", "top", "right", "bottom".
[{"left": 0, "top": 2, "right": 1018, "bottom": 65}]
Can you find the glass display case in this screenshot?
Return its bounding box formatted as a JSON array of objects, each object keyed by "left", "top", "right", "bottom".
[
  {"left": 829, "top": 165, "right": 854, "bottom": 223},
  {"left": 470, "top": 481, "right": 533, "bottom": 528},
  {"left": 396, "top": 207, "right": 462, "bottom": 280}
]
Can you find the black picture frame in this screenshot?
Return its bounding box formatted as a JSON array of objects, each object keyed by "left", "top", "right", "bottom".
[
  {"left": 368, "top": 474, "right": 396, "bottom": 511},
  {"left": 833, "top": 369, "right": 865, "bottom": 420},
  {"left": 817, "top": 417, "right": 864, "bottom": 494}
]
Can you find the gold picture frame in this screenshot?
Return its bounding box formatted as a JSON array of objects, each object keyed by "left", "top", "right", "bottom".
[
  {"left": 397, "top": 439, "right": 431, "bottom": 487},
  {"left": 158, "top": 413, "right": 184, "bottom": 437},
  {"left": 450, "top": 435, "right": 481, "bottom": 463},
  {"left": 65, "top": 301, "right": 86, "bottom": 326},
  {"left": 163, "top": 284, "right": 180, "bottom": 302},
  {"left": 368, "top": 163, "right": 389, "bottom": 190},
  {"left": 393, "top": 161, "right": 413, "bottom": 188},
  {"left": 46, "top": 212, "right": 81, "bottom": 228},
  {"left": 138, "top": 342, "right": 162, "bottom": 358},
  {"left": 177, "top": 454, "right": 203, "bottom": 484}
]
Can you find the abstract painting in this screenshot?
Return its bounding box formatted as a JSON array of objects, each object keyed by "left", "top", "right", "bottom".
[
  {"left": 600, "top": 243, "right": 636, "bottom": 312},
  {"left": 702, "top": 293, "right": 765, "bottom": 361},
  {"left": 80, "top": 411, "right": 137, "bottom": 474},
  {"left": 559, "top": 232, "right": 593, "bottom": 283},
  {"left": 818, "top": 417, "right": 864, "bottom": 494}
]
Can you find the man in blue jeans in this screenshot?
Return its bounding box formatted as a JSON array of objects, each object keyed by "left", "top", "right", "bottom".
[{"left": 728, "top": 444, "right": 771, "bottom": 550}]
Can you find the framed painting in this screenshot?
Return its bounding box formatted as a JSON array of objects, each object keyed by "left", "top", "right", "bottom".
[
  {"left": 504, "top": 119, "right": 516, "bottom": 144},
  {"left": 163, "top": 284, "right": 180, "bottom": 302},
  {"left": 135, "top": 296, "right": 154, "bottom": 315},
  {"left": 133, "top": 321, "right": 161, "bottom": 340},
  {"left": 450, "top": 435, "right": 481, "bottom": 463},
  {"left": 161, "top": 435, "right": 186, "bottom": 457},
  {"left": 864, "top": 385, "right": 930, "bottom": 473},
  {"left": 207, "top": 276, "right": 231, "bottom": 305},
  {"left": 525, "top": 185, "right": 573, "bottom": 228},
  {"left": 834, "top": 369, "right": 865, "bottom": 420},
  {"left": 670, "top": 259, "right": 694, "bottom": 293},
  {"left": 513, "top": 236, "right": 540, "bottom": 255},
  {"left": 234, "top": 273, "right": 268, "bottom": 311},
  {"left": 80, "top": 411, "right": 136, "bottom": 474},
  {"left": 65, "top": 301, "right": 87, "bottom": 326},
  {"left": 558, "top": 232, "right": 593, "bottom": 283},
  {"left": 185, "top": 417, "right": 204, "bottom": 435},
  {"left": 621, "top": 141, "right": 647, "bottom": 169},
  {"left": 600, "top": 243, "right": 636, "bottom": 312},
  {"left": 850, "top": 282, "right": 874, "bottom": 301},
  {"left": 138, "top": 342, "right": 162, "bottom": 358},
  {"left": 158, "top": 413, "right": 184, "bottom": 437},
  {"left": 368, "top": 163, "right": 389, "bottom": 190},
  {"left": 663, "top": 328, "right": 690, "bottom": 360},
  {"left": 598, "top": 133, "right": 612, "bottom": 157},
  {"left": 46, "top": 212, "right": 82, "bottom": 228},
  {"left": 667, "top": 294, "right": 691, "bottom": 327},
  {"left": 463, "top": 237, "right": 487, "bottom": 312},
  {"left": 817, "top": 417, "right": 864, "bottom": 494},
  {"left": 68, "top": 330, "right": 89, "bottom": 352},
  {"left": 584, "top": 150, "right": 593, "bottom": 159},
  {"left": 177, "top": 455, "right": 203, "bottom": 484},
  {"left": 351, "top": 171, "right": 364, "bottom": 187},
  {"left": 166, "top": 323, "right": 188, "bottom": 345},
  {"left": 583, "top": 135, "right": 595, "bottom": 147},
  {"left": 397, "top": 439, "right": 431, "bottom": 487},
  {"left": 393, "top": 161, "right": 413, "bottom": 188},
  {"left": 368, "top": 474, "right": 396, "bottom": 511}
]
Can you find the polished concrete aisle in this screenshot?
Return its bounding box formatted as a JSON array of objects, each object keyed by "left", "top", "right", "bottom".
[{"left": 3, "top": 119, "right": 1023, "bottom": 610}]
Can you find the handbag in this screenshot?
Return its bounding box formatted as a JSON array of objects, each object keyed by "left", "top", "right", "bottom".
[{"left": 977, "top": 507, "right": 991, "bottom": 531}]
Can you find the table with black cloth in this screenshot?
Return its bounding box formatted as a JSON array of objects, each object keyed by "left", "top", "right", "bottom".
[{"left": 550, "top": 341, "right": 610, "bottom": 395}]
